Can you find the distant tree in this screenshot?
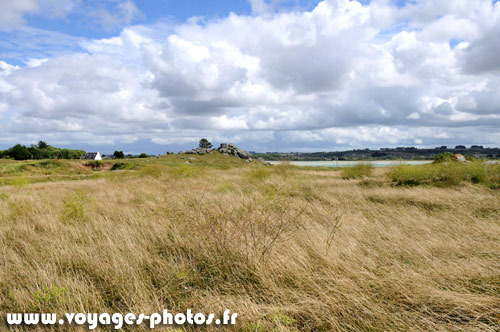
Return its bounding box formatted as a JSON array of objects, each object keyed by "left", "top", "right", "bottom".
[
  {"left": 199, "top": 138, "right": 212, "bottom": 149},
  {"left": 113, "top": 151, "right": 125, "bottom": 159},
  {"left": 7, "top": 144, "right": 32, "bottom": 160},
  {"left": 37, "top": 141, "right": 49, "bottom": 149},
  {"left": 139, "top": 153, "right": 148, "bottom": 158}
]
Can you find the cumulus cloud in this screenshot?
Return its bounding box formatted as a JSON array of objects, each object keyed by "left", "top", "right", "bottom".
[{"left": 1, "top": 0, "right": 500, "bottom": 152}]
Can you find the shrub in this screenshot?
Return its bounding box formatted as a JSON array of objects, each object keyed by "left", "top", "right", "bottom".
[
  {"left": 341, "top": 164, "right": 373, "bottom": 179},
  {"left": 433, "top": 152, "right": 453, "bottom": 163},
  {"left": 139, "top": 153, "right": 148, "bottom": 158},
  {"left": 111, "top": 162, "right": 135, "bottom": 171}
]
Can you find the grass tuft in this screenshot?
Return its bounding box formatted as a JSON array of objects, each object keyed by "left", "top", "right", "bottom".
[{"left": 341, "top": 163, "right": 373, "bottom": 179}]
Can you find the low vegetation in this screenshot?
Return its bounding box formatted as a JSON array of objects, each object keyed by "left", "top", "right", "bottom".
[
  {"left": 0, "top": 154, "right": 499, "bottom": 331},
  {"left": 389, "top": 161, "right": 500, "bottom": 188},
  {"left": 341, "top": 164, "right": 373, "bottom": 179}
]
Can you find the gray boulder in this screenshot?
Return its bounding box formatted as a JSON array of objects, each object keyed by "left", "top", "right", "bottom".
[
  {"left": 237, "top": 149, "right": 250, "bottom": 159},
  {"left": 217, "top": 143, "right": 251, "bottom": 160}
]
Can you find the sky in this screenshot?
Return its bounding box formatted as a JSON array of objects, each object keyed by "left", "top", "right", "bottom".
[{"left": 0, "top": 0, "right": 499, "bottom": 154}]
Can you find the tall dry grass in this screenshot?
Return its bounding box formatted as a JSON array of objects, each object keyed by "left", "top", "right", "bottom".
[{"left": 0, "top": 157, "right": 499, "bottom": 331}]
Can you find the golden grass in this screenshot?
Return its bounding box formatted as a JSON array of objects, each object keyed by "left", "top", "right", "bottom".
[{"left": 0, "top": 156, "right": 499, "bottom": 331}]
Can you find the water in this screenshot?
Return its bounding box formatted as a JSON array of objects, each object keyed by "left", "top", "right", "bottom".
[{"left": 267, "top": 160, "right": 433, "bottom": 168}]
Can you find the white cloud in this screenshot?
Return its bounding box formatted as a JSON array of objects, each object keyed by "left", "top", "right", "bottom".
[
  {"left": 0, "top": 0, "right": 79, "bottom": 26},
  {"left": 1, "top": 0, "right": 500, "bottom": 151}
]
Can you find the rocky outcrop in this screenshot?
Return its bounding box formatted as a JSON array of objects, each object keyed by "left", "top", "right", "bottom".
[
  {"left": 180, "top": 143, "right": 252, "bottom": 161},
  {"left": 183, "top": 147, "right": 212, "bottom": 155},
  {"left": 217, "top": 143, "right": 251, "bottom": 160}
]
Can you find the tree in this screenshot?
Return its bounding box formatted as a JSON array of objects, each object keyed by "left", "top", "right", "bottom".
[
  {"left": 113, "top": 151, "right": 125, "bottom": 159},
  {"left": 199, "top": 138, "right": 212, "bottom": 149},
  {"left": 7, "top": 144, "right": 32, "bottom": 160},
  {"left": 139, "top": 153, "right": 148, "bottom": 158},
  {"left": 37, "top": 141, "right": 49, "bottom": 149}
]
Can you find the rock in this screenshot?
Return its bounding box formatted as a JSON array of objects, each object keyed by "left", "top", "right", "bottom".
[
  {"left": 183, "top": 147, "right": 211, "bottom": 155},
  {"left": 217, "top": 143, "right": 251, "bottom": 160},
  {"left": 188, "top": 157, "right": 196, "bottom": 160},
  {"left": 237, "top": 149, "right": 250, "bottom": 159},
  {"left": 452, "top": 154, "right": 467, "bottom": 162},
  {"left": 257, "top": 157, "right": 265, "bottom": 162},
  {"left": 184, "top": 160, "right": 191, "bottom": 164},
  {"left": 485, "top": 160, "right": 500, "bottom": 165}
]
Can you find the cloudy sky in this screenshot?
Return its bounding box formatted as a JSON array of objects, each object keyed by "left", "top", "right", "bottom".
[{"left": 0, "top": 0, "right": 499, "bottom": 153}]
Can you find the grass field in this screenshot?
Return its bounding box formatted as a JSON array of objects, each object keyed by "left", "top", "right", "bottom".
[{"left": 0, "top": 154, "right": 499, "bottom": 331}]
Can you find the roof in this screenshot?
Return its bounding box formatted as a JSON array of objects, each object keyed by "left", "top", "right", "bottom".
[{"left": 81, "top": 152, "right": 100, "bottom": 159}]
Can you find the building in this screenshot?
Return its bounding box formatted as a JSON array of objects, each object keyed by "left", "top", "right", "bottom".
[{"left": 81, "top": 152, "right": 102, "bottom": 160}]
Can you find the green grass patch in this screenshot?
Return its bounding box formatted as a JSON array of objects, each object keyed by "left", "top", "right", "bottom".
[
  {"left": 341, "top": 164, "right": 373, "bottom": 179},
  {"left": 389, "top": 162, "right": 500, "bottom": 187},
  {"left": 247, "top": 167, "right": 272, "bottom": 181},
  {"left": 60, "top": 190, "right": 90, "bottom": 224},
  {"left": 33, "top": 287, "right": 67, "bottom": 310},
  {"left": 168, "top": 164, "right": 200, "bottom": 178},
  {"left": 111, "top": 162, "right": 136, "bottom": 171}
]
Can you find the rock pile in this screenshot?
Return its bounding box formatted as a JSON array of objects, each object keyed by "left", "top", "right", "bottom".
[
  {"left": 179, "top": 143, "right": 253, "bottom": 161},
  {"left": 217, "top": 143, "right": 250, "bottom": 160},
  {"left": 184, "top": 147, "right": 211, "bottom": 155}
]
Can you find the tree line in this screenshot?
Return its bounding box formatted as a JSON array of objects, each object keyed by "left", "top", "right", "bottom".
[{"left": 0, "top": 141, "right": 85, "bottom": 160}]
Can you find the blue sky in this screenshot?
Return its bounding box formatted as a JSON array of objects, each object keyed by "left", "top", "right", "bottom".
[{"left": 0, "top": 0, "right": 499, "bottom": 153}]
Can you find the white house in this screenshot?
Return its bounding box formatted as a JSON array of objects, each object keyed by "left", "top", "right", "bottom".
[{"left": 81, "top": 152, "right": 102, "bottom": 160}]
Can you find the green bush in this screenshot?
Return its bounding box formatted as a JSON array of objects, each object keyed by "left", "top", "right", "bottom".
[
  {"left": 341, "top": 164, "right": 373, "bottom": 179},
  {"left": 433, "top": 152, "right": 453, "bottom": 163},
  {"left": 111, "top": 162, "right": 134, "bottom": 171}
]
